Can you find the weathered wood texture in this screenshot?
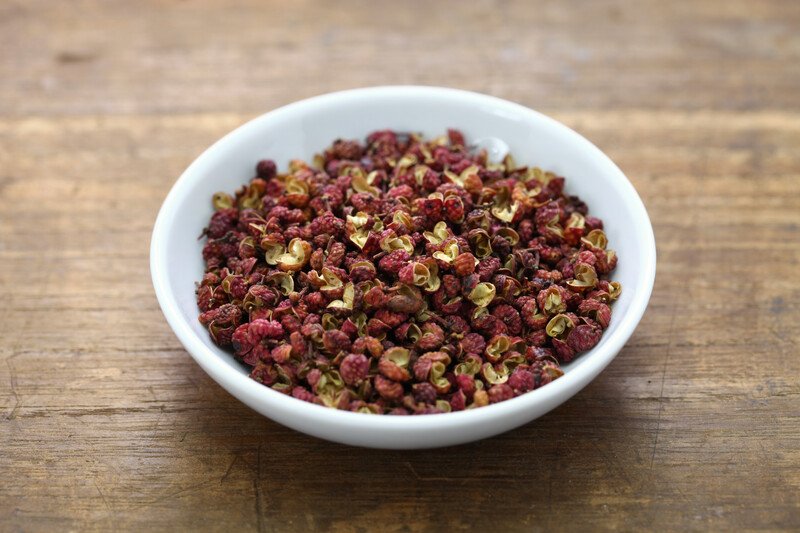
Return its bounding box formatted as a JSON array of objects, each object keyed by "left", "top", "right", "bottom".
[{"left": 1, "top": 0, "right": 799, "bottom": 531}]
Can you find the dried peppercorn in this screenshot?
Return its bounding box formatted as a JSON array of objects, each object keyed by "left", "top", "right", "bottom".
[{"left": 197, "top": 130, "right": 620, "bottom": 414}]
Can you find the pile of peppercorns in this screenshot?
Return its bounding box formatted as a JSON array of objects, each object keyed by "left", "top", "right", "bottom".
[{"left": 197, "top": 129, "right": 620, "bottom": 414}]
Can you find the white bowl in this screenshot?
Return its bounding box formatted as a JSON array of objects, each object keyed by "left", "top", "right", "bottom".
[{"left": 150, "top": 86, "right": 656, "bottom": 449}]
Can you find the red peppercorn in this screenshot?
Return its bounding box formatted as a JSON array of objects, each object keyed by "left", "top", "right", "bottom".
[
  {"left": 375, "top": 375, "right": 404, "bottom": 401},
  {"left": 378, "top": 358, "right": 411, "bottom": 382},
  {"left": 487, "top": 384, "right": 514, "bottom": 403},
  {"left": 249, "top": 319, "right": 284, "bottom": 339},
  {"left": 256, "top": 159, "right": 277, "bottom": 179},
  {"left": 378, "top": 250, "right": 410, "bottom": 275},
  {"left": 443, "top": 195, "right": 465, "bottom": 223},
  {"left": 493, "top": 304, "right": 523, "bottom": 335},
  {"left": 340, "top": 353, "right": 369, "bottom": 386},
  {"left": 508, "top": 368, "right": 535, "bottom": 393},
  {"left": 476, "top": 257, "right": 500, "bottom": 281},
  {"left": 271, "top": 344, "right": 292, "bottom": 364},
  {"left": 322, "top": 330, "right": 352, "bottom": 355},
  {"left": 453, "top": 252, "right": 476, "bottom": 277},
  {"left": 578, "top": 298, "right": 612, "bottom": 329},
  {"left": 449, "top": 389, "right": 467, "bottom": 411},
  {"left": 206, "top": 209, "right": 238, "bottom": 239},
  {"left": 292, "top": 386, "right": 319, "bottom": 404},
  {"left": 459, "top": 333, "right": 486, "bottom": 356},
  {"left": 455, "top": 374, "right": 476, "bottom": 398},
  {"left": 441, "top": 315, "right": 470, "bottom": 335},
  {"left": 417, "top": 323, "right": 445, "bottom": 351},
  {"left": 447, "top": 129, "right": 466, "bottom": 146},
  {"left": 412, "top": 382, "right": 438, "bottom": 404},
  {"left": 566, "top": 322, "right": 603, "bottom": 352}
]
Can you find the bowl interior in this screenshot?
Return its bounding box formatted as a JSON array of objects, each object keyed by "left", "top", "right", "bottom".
[{"left": 152, "top": 87, "right": 655, "bottom": 443}]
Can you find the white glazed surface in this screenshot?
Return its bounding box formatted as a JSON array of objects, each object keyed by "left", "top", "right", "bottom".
[{"left": 150, "top": 86, "right": 656, "bottom": 449}]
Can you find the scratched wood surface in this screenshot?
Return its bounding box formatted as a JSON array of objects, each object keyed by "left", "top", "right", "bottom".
[{"left": 1, "top": 0, "right": 799, "bottom": 531}]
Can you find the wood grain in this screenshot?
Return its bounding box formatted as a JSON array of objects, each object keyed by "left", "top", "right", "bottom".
[{"left": 1, "top": 0, "right": 799, "bottom": 531}]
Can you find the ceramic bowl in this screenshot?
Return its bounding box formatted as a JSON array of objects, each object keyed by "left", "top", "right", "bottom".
[{"left": 150, "top": 86, "right": 656, "bottom": 449}]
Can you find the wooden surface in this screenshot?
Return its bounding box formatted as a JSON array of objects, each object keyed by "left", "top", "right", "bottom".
[{"left": 2, "top": 1, "right": 799, "bottom": 531}]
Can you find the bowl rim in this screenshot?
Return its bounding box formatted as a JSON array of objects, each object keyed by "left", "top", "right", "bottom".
[{"left": 150, "top": 85, "right": 656, "bottom": 432}]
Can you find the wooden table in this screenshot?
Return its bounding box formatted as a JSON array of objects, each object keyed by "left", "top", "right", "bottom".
[{"left": 2, "top": 1, "right": 799, "bottom": 530}]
